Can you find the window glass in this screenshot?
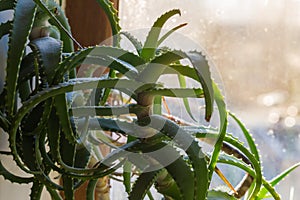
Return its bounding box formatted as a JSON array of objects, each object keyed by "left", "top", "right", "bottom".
[{"left": 120, "top": 1, "right": 300, "bottom": 198}]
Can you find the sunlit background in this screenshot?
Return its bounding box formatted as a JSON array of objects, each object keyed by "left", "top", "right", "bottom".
[{"left": 119, "top": 0, "right": 300, "bottom": 199}]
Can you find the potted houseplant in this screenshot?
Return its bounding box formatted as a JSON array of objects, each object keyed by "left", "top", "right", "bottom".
[{"left": 0, "top": 0, "right": 298, "bottom": 199}]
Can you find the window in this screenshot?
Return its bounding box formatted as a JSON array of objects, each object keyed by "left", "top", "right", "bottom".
[{"left": 119, "top": 1, "right": 300, "bottom": 198}]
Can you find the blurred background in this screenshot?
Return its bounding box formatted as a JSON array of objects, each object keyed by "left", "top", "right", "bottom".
[{"left": 119, "top": 0, "right": 300, "bottom": 199}]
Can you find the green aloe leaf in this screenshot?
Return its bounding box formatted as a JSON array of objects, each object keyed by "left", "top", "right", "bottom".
[
  {"left": 163, "top": 54, "right": 215, "bottom": 122},
  {"left": 150, "top": 144, "right": 194, "bottom": 200},
  {"left": 123, "top": 161, "right": 132, "bottom": 194},
  {"left": 120, "top": 31, "right": 143, "bottom": 54},
  {"left": 30, "top": 180, "right": 44, "bottom": 200},
  {"left": 138, "top": 115, "right": 209, "bottom": 199},
  {"left": 0, "top": 160, "right": 33, "bottom": 184},
  {"left": 153, "top": 96, "right": 162, "bottom": 115},
  {"left": 141, "top": 9, "right": 181, "bottom": 61},
  {"left": 192, "top": 131, "right": 280, "bottom": 199},
  {"left": 257, "top": 162, "right": 300, "bottom": 199},
  {"left": 178, "top": 74, "right": 197, "bottom": 121},
  {"left": 208, "top": 83, "right": 227, "bottom": 180},
  {"left": 0, "top": 110, "right": 9, "bottom": 132},
  {"left": 155, "top": 170, "right": 181, "bottom": 200},
  {"left": 144, "top": 88, "right": 204, "bottom": 98},
  {"left": 29, "top": 37, "right": 62, "bottom": 85},
  {"left": 164, "top": 64, "right": 199, "bottom": 81},
  {"left": 4, "top": 0, "right": 37, "bottom": 116},
  {"left": 0, "top": 21, "right": 12, "bottom": 39},
  {"left": 157, "top": 23, "right": 187, "bottom": 46},
  {"left": 86, "top": 179, "right": 98, "bottom": 200},
  {"left": 138, "top": 50, "right": 185, "bottom": 83},
  {"left": 207, "top": 190, "right": 237, "bottom": 200},
  {"left": 46, "top": 187, "right": 63, "bottom": 200},
  {"left": 129, "top": 168, "right": 161, "bottom": 200},
  {"left": 186, "top": 51, "right": 214, "bottom": 122},
  {"left": 95, "top": 0, "right": 121, "bottom": 45},
  {"left": 229, "top": 112, "right": 260, "bottom": 162},
  {"left": 223, "top": 135, "right": 262, "bottom": 199},
  {"left": 0, "top": 0, "right": 15, "bottom": 12}
]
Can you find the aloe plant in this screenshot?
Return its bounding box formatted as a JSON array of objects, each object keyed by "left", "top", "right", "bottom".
[{"left": 0, "top": 0, "right": 298, "bottom": 199}]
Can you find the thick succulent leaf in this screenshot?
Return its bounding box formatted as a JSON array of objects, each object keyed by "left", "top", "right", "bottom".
[
  {"left": 129, "top": 168, "right": 161, "bottom": 200},
  {"left": 18, "top": 80, "right": 31, "bottom": 102},
  {"left": 48, "top": 1, "right": 75, "bottom": 53},
  {"left": 0, "top": 20, "right": 12, "bottom": 39},
  {"left": 120, "top": 31, "right": 143, "bottom": 54},
  {"left": 21, "top": 102, "right": 45, "bottom": 133},
  {"left": 58, "top": 46, "right": 145, "bottom": 82},
  {"left": 135, "top": 142, "right": 194, "bottom": 200},
  {"left": 18, "top": 53, "right": 35, "bottom": 84},
  {"left": 29, "top": 37, "right": 62, "bottom": 85},
  {"left": 138, "top": 50, "right": 185, "bottom": 83},
  {"left": 164, "top": 64, "right": 199, "bottom": 82},
  {"left": 229, "top": 112, "right": 260, "bottom": 162},
  {"left": 0, "top": 0, "right": 15, "bottom": 12},
  {"left": 217, "top": 152, "right": 255, "bottom": 198},
  {"left": 74, "top": 145, "right": 91, "bottom": 169},
  {"left": 61, "top": 175, "right": 74, "bottom": 200},
  {"left": 59, "top": 131, "right": 75, "bottom": 199},
  {"left": 153, "top": 96, "right": 162, "bottom": 114},
  {"left": 46, "top": 111, "right": 124, "bottom": 178},
  {"left": 9, "top": 79, "right": 149, "bottom": 174},
  {"left": 208, "top": 83, "right": 227, "bottom": 180},
  {"left": 217, "top": 152, "right": 281, "bottom": 199},
  {"left": 55, "top": 94, "right": 78, "bottom": 144},
  {"left": 186, "top": 51, "right": 214, "bottom": 121},
  {"left": 15, "top": 78, "right": 157, "bottom": 122},
  {"left": 55, "top": 47, "right": 94, "bottom": 82},
  {"left": 47, "top": 107, "right": 60, "bottom": 162},
  {"left": 86, "top": 179, "right": 98, "bottom": 200},
  {"left": 146, "top": 191, "right": 155, "bottom": 200},
  {"left": 223, "top": 135, "right": 262, "bottom": 199},
  {"left": 0, "top": 160, "right": 33, "bottom": 184},
  {"left": 217, "top": 152, "right": 255, "bottom": 176},
  {"left": 4, "top": 0, "right": 37, "bottom": 115},
  {"left": 257, "top": 162, "right": 300, "bottom": 199},
  {"left": 78, "top": 117, "right": 135, "bottom": 134},
  {"left": 157, "top": 23, "right": 187, "bottom": 46},
  {"left": 89, "top": 46, "right": 145, "bottom": 68},
  {"left": 95, "top": 0, "right": 121, "bottom": 45},
  {"left": 155, "top": 170, "right": 181, "bottom": 200},
  {"left": 46, "top": 187, "right": 63, "bottom": 200},
  {"left": 123, "top": 161, "right": 132, "bottom": 194},
  {"left": 0, "top": 110, "right": 9, "bottom": 131},
  {"left": 152, "top": 50, "right": 214, "bottom": 122},
  {"left": 71, "top": 104, "right": 147, "bottom": 118},
  {"left": 138, "top": 115, "right": 209, "bottom": 199},
  {"left": 141, "top": 9, "right": 181, "bottom": 61},
  {"left": 150, "top": 144, "right": 194, "bottom": 200},
  {"left": 178, "top": 74, "right": 197, "bottom": 121},
  {"left": 30, "top": 180, "right": 44, "bottom": 200},
  {"left": 84, "top": 55, "right": 139, "bottom": 78},
  {"left": 144, "top": 88, "right": 204, "bottom": 98},
  {"left": 193, "top": 130, "right": 279, "bottom": 199},
  {"left": 207, "top": 190, "right": 237, "bottom": 200},
  {"left": 89, "top": 46, "right": 145, "bottom": 105}
]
